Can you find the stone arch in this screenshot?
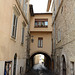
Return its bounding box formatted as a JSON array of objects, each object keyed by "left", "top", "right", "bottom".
[
  {"left": 30, "top": 51, "right": 51, "bottom": 57},
  {"left": 30, "top": 51, "right": 51, "bottom": 69}
]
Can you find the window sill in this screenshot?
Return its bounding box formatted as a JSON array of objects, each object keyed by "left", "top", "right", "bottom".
[
  {"left": 34, "top": 26, "right": 48, "bottom": 28},
  {"left": 58, "top": 40, "right": 61, "bottom": 43},
  {"left": 21, "top": 42, "right": 24, "bottom": 46},
  {"left": 38, "top": 47, "right": 43, "bottom": 48},
  {"left": 10, "top": 36, "right": 16, "bottom": 42}
]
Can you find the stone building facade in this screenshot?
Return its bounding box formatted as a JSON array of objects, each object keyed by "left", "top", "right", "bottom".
[
  {"left": 29, "top": 13, "right": 52, "bottom": 69},
  {"left": 50, "top": 0, "right": 75, "bottom": 75},
  {"left": 34, "top": 55, "right": 40, "bottom": 65},
  {"left": 30, "top": 13, "right": 52, "bottom": 57},
  {"left": 29, "top": 5, "right": 52, "bottom": 69},
  {"left": 0, "top": 0, "right": 30, "bottom": 75}
]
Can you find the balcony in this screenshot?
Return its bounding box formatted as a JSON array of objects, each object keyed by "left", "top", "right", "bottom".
[
  {"left": 30, "top": 14, "right": 52, "bottom": 32},
  {"left": 34, "top": 19, "right": 48, "bottom": 28}
]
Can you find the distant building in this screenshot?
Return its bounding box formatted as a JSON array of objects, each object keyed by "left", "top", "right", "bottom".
[
  {"left": 34, "top": 55, "right": 40, "bottom": 65},
  {"left": 34, "top": 54, "right": 44, "bottom": 65},
  {"left": 0, "top": 0, "right": 30, "bottom": 75}
]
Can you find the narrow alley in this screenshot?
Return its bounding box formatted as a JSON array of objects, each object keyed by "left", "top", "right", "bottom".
[
  {"left": 0, "top": 0, "right": 75, "bottom": 75},
  {"left": 25, "top": 64, "right": 54, "bottom": 75}
]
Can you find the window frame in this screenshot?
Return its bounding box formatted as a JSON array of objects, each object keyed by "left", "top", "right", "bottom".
[
  {"left": 11, "top": 13, "right": 18, "bottom": 39},
  {"left": 70, "top": 61, "right": 74, "bottom": 75},
  {"left": 34, "top": 19, "right": 48, "bottom": 28},
  {"left": 19, "top": 0, "right": 21, "bottom": 4},
  {"left": 59, "top": 0, "right": 61, "bottom": 6},
  {"left": 57, "top": 29, "right": 61, "bottom": 42},
  {"left": 25, "top": 3, "right": 27, "bottom": 17},
  {"left": 21, "top": 25, "right": 25, "bottom": 44},
  {"left": 23, "top": 0, "right": 26, "bottom": 13},
  {"left": 38, "top": 38, "right": 43, "bottom": 48}
]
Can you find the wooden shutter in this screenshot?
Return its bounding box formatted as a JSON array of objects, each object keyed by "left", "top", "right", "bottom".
[
  {"left": 38, "top": 38, "right": 43, "bottom": 48},
  {"left": 14, "top": 16, "right": 18, "bottom": 38},
  {"left": 21, "top": 26, "right": 25, "bottom": 44}
]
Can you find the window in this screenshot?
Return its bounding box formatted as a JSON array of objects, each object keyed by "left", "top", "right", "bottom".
[
  {"left": 55, "top": 6, "right": 56, "bottom": 14},
  {"left": 35, "top": 21, "right": 38, "bottom": 26},
  {"left": 19, "top": 0, "right": 21, "bottom": 4},
  {"left": 38, "top": 22, "right": 41, "bottom": 26},
  {"left": 59, "top": 0, "right": 61, "bottom": 6},
  {"left": 38, "top": 38, "right": 43, "bottom": 48},
  {"left": 57, "top": 56, "right": 60, "bottom": 73},
  {"left": 23, "top": 0, "right": 28, "bottom": 17},
  {"left": 61, "top": 6, "right": 63, "bottom": 14},
  {"left": 41, "top": 21, "right": 44, "bottom": 25},
  {"left": 23, "top": 0, "right": 26, "bottom": 13},
  {"left": 12, "top": 14, "right": 18, "bottom": 39},
  {"left": 70, "top": 62, "right": 74, "bottom": 75},
  {"left": 21, "top": 25, "right": 25, "bottom": 44},
  {"left": 25, "top": 3, "right": 27, "bottom": 17},
  {"left": 35, "top": 19, "right": 48, "bottom": 27},
  {"left": 57, "top": 29, "right": 61, "bottom": 42},
  {"left": 45, "top": 21, "right": 48, "bottom": 26}
]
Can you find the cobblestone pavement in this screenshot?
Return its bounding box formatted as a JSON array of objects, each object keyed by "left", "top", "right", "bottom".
[{"left": 25, "top": 69, "right": 54, "bottom": 75}]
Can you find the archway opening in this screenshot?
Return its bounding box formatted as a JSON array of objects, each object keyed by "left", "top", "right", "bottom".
[
  {"left": 62, "top": 55, "right": 66, "bottom": 75},
  {"left": 13, "top": 53, "right": 17, "bottom": 75},
  {"left": 30, "top": 52, "right": 51, "bottom": 70},
  {"left": 34, "top": 54, "right": 44, "bottom": 64}
]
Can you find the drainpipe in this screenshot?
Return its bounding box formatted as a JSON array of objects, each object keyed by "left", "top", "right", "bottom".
[
  {"left": 53, "top": 0, "right": 56, "bottom": 74},
  {"left": 53, "top": 21, "right": 56, "bottom": 75}
]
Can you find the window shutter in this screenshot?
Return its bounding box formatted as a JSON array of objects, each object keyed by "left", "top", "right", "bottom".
[
  {"left": 11, "top": 14, "right": 18, "bottom": 39},
  {"left": 45, "top": 21, "right": 48, "bottom": 26},
  {"left": 23, "top": 0, "right": 26, "bottom": 13},
  {"left": 25, "top": 3, "right": 27, "bottom": 16},
  {"left": 38, "top": 38, "right": 43, "bottom": 48},
  {"left": 12, "top": 14, "right": 15, "bottom": 37},
  {"left": 59, "top": 0, "right": 61, "bottom": 6},
  {"left": 19, "top": 0, "right": 21, "bottom": 4},
  {"left": 38, "top": 40, "right": 40, "bottom": 47},
  {"left": 57, "top": 29, "right": 61, "bottom": 42},
  {"left": 21, "top": 26, "right": 25, "bottom": 44},
  {"left": 41, "top": 40, "right": 43, "bottom": 47},
  {"left": 15, "top": 17, "right": 18, "bottom": 38}
]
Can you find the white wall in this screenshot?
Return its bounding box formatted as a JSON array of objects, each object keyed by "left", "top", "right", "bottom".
[
  {"left": 17, "top": 59, "right": 26, "bottom": 75},
  {"left": 0, "top": 61, "right": 5, "bottom": 75}
]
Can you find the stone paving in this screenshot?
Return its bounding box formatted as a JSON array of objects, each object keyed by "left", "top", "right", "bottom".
[
  {"left": 25, "top": 69, "right": 54, "bottom": 75},
  {"left": 25, "top": 64, "right": 54, "bottom": 75}
]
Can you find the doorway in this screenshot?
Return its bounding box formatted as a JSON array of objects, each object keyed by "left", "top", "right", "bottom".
[
  {"left": 13, "top": 53, "right": 17, "bottom": 75},
  {"left": 4, "top": 61, "right": 12, "bottom": 75},
  {"left": 62, "top": 55, "right": 66, "bottom": 75}
]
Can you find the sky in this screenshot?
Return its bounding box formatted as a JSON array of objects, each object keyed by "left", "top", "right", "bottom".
[{"left": 30, "top": 0, "right": 48, "bottom": 13}]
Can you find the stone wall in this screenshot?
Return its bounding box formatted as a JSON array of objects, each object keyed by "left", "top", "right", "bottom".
[{"left": 52, "top": 0, "right": 75, "bottom": 75}]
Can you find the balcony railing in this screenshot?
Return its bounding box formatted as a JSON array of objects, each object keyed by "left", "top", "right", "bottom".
[
  {"left": 34, "top": 25, "right": 48, "bottom": 28},
  {"left": 34, "top": 19, "right": 48, "bottom": 28}
]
